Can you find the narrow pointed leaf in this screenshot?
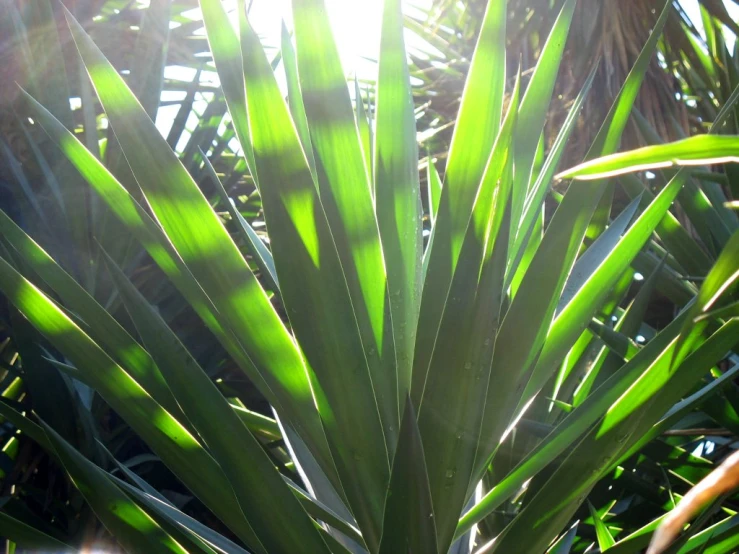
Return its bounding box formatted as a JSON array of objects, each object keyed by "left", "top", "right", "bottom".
[
  {"left": 0, "top": 512, "right": 74, "bottom": 552},
  {"left": 378, "top": 397, "right": 438, "bottom": 554},
  {"left": 374, "top": 0, "right": 423, "bottom": 402},
  {"left": 510, "top": 0, "right": 577, "bottom": 225},
  {"left": 427, "top": 158, "right": 442, "bottom": 225},
  {"left": 114, "top": 479, "right": 253, "bottom": 554},
  {"left": 412, "top": 0, "right": 507, "bottom": 408},
  {"left": 558, "top": 135, "right": 739, "bottom": 181},
  {"left": 23, "top": 90, "right": 330, "bottom": 470},
  {"left": 199, "top": 0, "right": 257, "bottom": 179},
  {"left": 64, "top": 8, "right": 330, "bottom": 492},
  {"left": 104, "top": 252, "right": 331, "bottom": 554},
  {"left": 282, "top": 21, "right": 317, "bottom": 179},
  {"left": 473, "top": 1, "right": 671, "bottom": 479},
  {"left": 238, "top": 6, "right": 390, "bottom": 548},
  {"left": 356, "top": 77, "right": 373, "bottom": 188},
  {"left": 292, "top": 0, "right": 399, "bottom": 455},
  {"left": 203, "top": 151, "right": 279, "bottom": 292},
  {"left": 413, "top": 0, "right": 507, "bottom": 411},
  {"left": 0, "top": 209, "right": 182, "bottom": 421},
  {"left": 417, "top": 75, "right": 518, "bottom": 551},
  {"left": 588, "top": 501, "right": 616, "bottom": 550},
  {"left": 673, "top": 230, "right": 739, "bottom": 366},
  {"left": 456, "top": 311, "right": 689, "bottom": 537},
  {"left": 511, "top": 64, "right": 597, "bottom": 267},
  {"left": 491, "top": 319, "right": 739, "bottom": 552},
  {"left": 42, "top": 422, "right": 188, "bottom": 554},
  {"left": 0, "top": 255, "right": 259, "bottom": 548}
]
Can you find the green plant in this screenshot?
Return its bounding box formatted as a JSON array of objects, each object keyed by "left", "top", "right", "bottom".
[{"left": 0, "top": 0, "right": 738, "bottom": 553}]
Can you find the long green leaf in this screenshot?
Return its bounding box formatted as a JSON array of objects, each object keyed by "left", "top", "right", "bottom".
[
  {"left": 0, "top": 512, "right": 73, "bottom": 552},
  {"left": 0, "top": 209, "right": 184, "bottom": 422},
  {"left": 199, "top": 0, "right": 257, "bottom": 180},
  {"left": 129, "top": 0, "right": 170, "bottom": 119},
  {"left": 417, "top": 72, "right": 518, "bottom": 552},
  {"left": 588, "top": 501, "right": 616, "bottom": 550},
  {"left": 0, "top": 255, "right": 261, "bottom": 549},
  {"left": 509, "top": 0, "right": 577, "bottom": 226},
  {"left": 42, "top": 422, "right": 187, "bottom": 554},
  {"left": 442, "top": 0, "right": 506, "bottom": 264},
  {"left": 427, "top": 158, "right": 442, "bottom": 225},
  {"left": 473, "top": 0, "right": 671, "bottom": 481},
  {"left": 22, "top": 90, "right": 332, "bottom": 476},
  {"left": 292, "top": 0, "right": 399, "bottom": 456},
  {"left": 455, "top": 310, "right": 688, "bottom": 538},
  {"left": 520, "top": 169, "right": 688, "bottom": 410},
  {"left": 558, "top": 135, "right": 739, "bottom": 181},
  {"left": 281, "top": 21, "right": 317, "bottom": 179},
  {"left": 510, "top": 64, "right": 597, "bottom": 275},
  {"left": 64, "top": 6, "right": 333, "bottom": 494},
  {"left": 378, "top": 397, "right": 438, "bottom": 554},
  {"left": 374, "top": 0, "right": 423, "bottom": 403},
  {"left": 115, "top": 479, "right": 252, "bottom": 554},
  {"left": 202, "top": 151, "right": 280, "bottom": 292},
  {"left": 491, "top": 319, "right": 739, "bottom": 552},
  {"left": 103, "top": 252, "right": 331, "bottom": 554},
  {"left": 673, "top": 229, "right": 739, "bottom": 367},
  {"left": 412, "top": 0, "right": 506, "bottom": 412},
  {"left": 238, "top": 5, "right": 390, "bottom": 548}
]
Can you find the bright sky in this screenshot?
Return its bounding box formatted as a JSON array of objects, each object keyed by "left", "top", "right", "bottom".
[
  {"left": 153, "top": 0, "right": 739, "bottom": 151},
  {"left": 157, "top": 0, "right": 434, "bottom": 149},
  {"left": 182, "top": 0, "right": 433, "bottom": 72},
  {"left": 679, "top": 0, "right": 739, "bottom": 48}
]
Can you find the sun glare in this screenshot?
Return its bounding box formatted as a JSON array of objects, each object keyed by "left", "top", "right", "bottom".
[{"left": 158, "top": 0, "right": 434, "bottom": 149}]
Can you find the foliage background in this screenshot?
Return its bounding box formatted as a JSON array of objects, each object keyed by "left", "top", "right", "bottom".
[{"left": 0, "top": 0, "right": 737, "bottom": 552}]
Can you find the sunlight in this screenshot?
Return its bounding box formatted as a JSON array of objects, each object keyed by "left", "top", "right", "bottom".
[
  {"left": 679, "top": 0, "right": 739, "bottom": 49},
  {"left": 182, "top": 0, "right": 432, "bottom": 76},
  {"left": 159, "top": 0, "right": 434, "bottom": 145}
]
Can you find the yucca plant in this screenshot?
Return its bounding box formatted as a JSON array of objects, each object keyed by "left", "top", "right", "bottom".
[{"left": 1, "top": 0, "right": 738, "bottom": 552}]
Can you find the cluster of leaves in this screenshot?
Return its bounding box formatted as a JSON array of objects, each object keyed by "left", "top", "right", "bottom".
[
  {"left": 0, "top": 0, "right": 737, "bottom": 553},
  {"left": 408, "top": 0, "right": 739, "bottom": 175}
]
